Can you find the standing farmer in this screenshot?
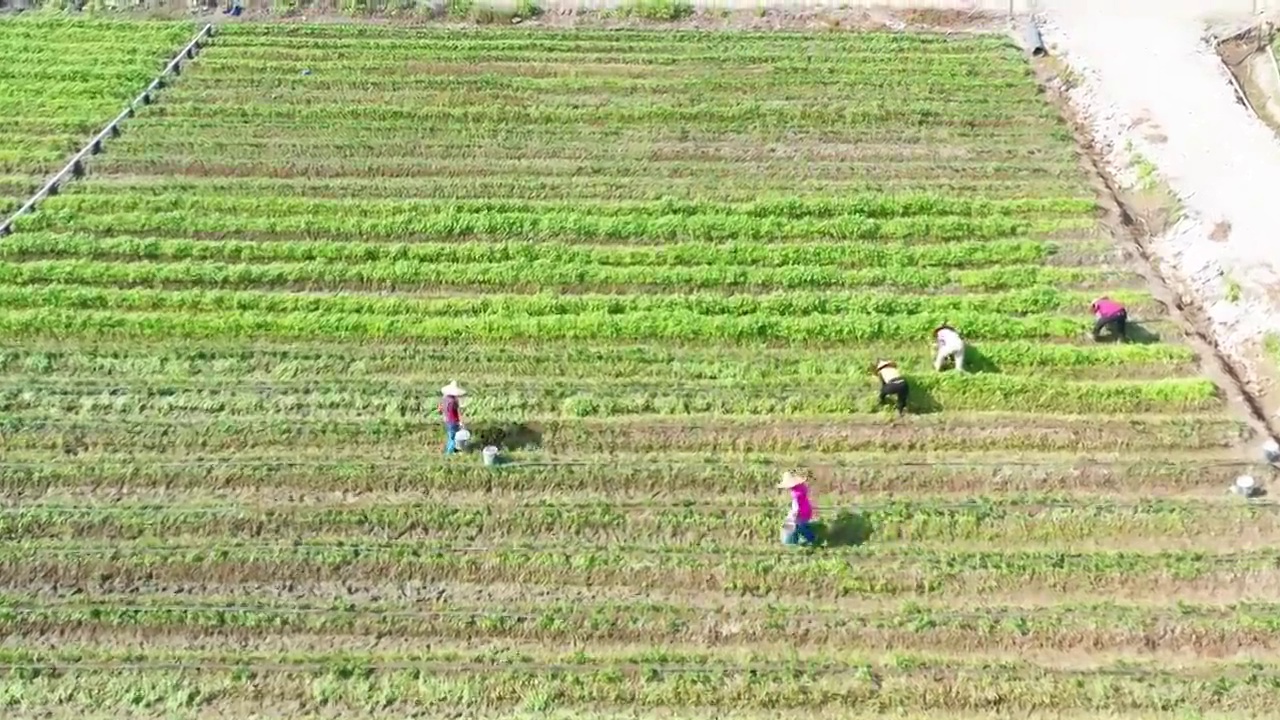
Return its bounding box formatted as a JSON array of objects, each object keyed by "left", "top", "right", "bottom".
[
  {"left": 440, "top": 380, "right": 466, "bottom": 455},
  {"left": 933, "top": 323, "right": 965, "bottom": 372},
  {"left": 1091, "top": 296, "right": 1128, "bottom": 342},
  {"left": 875, "top": 359, "right": 909, "bottom": 416},
  {"left": 777, "top": 471, "right": 818, "bottom": 546}
]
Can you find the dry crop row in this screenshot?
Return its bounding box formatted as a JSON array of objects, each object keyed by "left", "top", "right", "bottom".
[
  {"left": 1, "top": 655, "right": 1277, "bottom": 715},
  {"left": 8, "top": 592, "right": 1280, "bottom": 651},
  {"left": 3, "top": 541, "right": 1279, "bottom": 599},
  {"left": 0, "top": 498, "right": 1271, "bottom": 548}
]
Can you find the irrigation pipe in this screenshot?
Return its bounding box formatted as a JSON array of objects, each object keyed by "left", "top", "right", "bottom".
[{"left": 0, "top": 24, "right": 214, "bottom": 238}]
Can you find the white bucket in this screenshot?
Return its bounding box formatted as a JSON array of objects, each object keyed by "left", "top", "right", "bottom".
[
  {"left": 1264, "top": 439, "right": 1280, "bottom": 463},
  {"left": 454, "top": 428, "right": 471, "bottom": 450},
  {"left": 1234, "top": 475, "right": 1258, "bottom": 497},
  {"left": 780, "top": 521, "right": 796, "bottom": 545},
  {"left": 482, "top": 446, "right": 499, "bottom": 466}
]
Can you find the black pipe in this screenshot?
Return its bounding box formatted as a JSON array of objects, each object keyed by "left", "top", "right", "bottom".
[{"left": 1023, "top": 20, "right": 1047, "bottom": 58}]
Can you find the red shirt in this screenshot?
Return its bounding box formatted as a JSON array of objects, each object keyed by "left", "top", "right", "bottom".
[
  {"left": 441, "top": 396, "right": 460, "bottom": 424},
  {"left": 1092, "top": 298, "right": 1125, "bottom": 318}
]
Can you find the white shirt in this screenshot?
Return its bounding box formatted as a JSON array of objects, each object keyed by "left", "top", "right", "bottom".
[{"left": 936, "top": 328, "right": 963, "bottom": 348}]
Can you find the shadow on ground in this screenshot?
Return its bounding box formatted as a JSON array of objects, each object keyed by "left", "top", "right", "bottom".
[
  {"left": 814, "top": 510, "right": 874, "bottom": 548},
  {"left": 957, "top": 345, "right": 999, "bottom": 374},
  {"left": 467, "top": 422, "right": 543, "bottom": 451}
]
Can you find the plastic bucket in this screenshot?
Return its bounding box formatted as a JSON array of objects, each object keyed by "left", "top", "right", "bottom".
[
  {"left": 454, "top": 428, "right": 471, "bottom": 451},
  {"left": 780, "top": 521, "right": 798, "bottom": 545},
  {"left": 1264, "top": 439, "right": 1280, "bottom": 463},
  {"left": 482, "top": 446, "right": 499, "bottom": 466},
  {"left": 1234, "top": 475, "right": 1259, "bottom": 497}
]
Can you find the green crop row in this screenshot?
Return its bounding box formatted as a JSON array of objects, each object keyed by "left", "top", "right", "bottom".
[
  {"left": 2, "top": 664, "right": 1276, "bottom": 715},
  {"left": 0, "top": 413, "right": 1249, "bottom": 455},
  {"left": 0, "top": 307, "right": 1176, "bottom": 348},
  {"left": 44, "top": 193, "right": 1095, "bottom": 220},
  {"left": 0, "top": 453, "right": 1256, "bottom": 497},
  {"left": 19, "top": 209, "right": 1092, "bottom": 242},
  {"left": 87, "top": 155, "right": 1084, "bottom": 183},
  {"left": 0, "top": 497, "right": 1265, "bottom": 547},
  {"left": 0, "top": 16, "right": 191, "bottom": 198},
  {"left": 191, "top": 58, "right": 1032, "bottom": 92},
  {"left": 137, "top": 99, "right": 1060, "bottom": 127},
  {"left": 0, "top": 285, "right": 1152, "bottom": 322},
  {"left": 0, "top": 370, "right": 1222, "bottom": 417},
  {"left": 108, "top": 138, "right": 1075, "bottom": 172},
  {"left": 0, "top": 259, "right": 1121, "bottom": 293},
  {"left": 2, "top": 665, "right": 1278, "bottom": 715},
  {"left": 6, "top": 233, "right": 1086, "bottom": 270},
  {"left": 0, "top": 340, "right": 1194, "bottom": 387},
  {"left": 0, "top": 17, "right": 191, "bottom": 41},
  {"left": 0, "top": 338, "right": 1199, "bottom": 380}
]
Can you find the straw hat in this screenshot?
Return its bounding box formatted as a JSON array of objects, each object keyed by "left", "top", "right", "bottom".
[
  {"left": 777, "top": 471, "right": 808, "bottom": 489},
  {"left": 874, "top": 360, "right": 896, "bottom": 373},
  {"left": 440, "top": 380, "right": 467, "bottom": 397}
]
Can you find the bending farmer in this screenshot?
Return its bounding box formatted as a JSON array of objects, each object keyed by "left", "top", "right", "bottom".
[
  {"left": 875, "top": 359, "right": 909, "bottom": 416},
  {"left": 1091, "top": 296, "right": 1127, "bottom": 342},
  {"left": 440, "top": 380, "right": 466, "bottom": 454},
  {"left": 777, "top": 471, "right": 817, "bottom": 546},
  {"left": 933, "top": 323, "right": 965, "bottom": 372}
]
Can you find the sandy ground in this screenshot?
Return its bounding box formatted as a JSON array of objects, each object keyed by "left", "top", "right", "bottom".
[{"left": 1036, "top": 1, "right": 1280, "bottom": 417}]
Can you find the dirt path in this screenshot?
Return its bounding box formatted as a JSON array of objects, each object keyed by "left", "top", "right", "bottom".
[{"left": 1036, "top": 2, "right": 1280, "bottom": 423}]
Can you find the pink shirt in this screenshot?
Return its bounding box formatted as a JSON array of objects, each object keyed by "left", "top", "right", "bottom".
[
  {"left": 790, "top": 484, "right": 813, "bottom": 522},
  {"left": 1092, "top": 298, "right": 1125, "bottom": 318},
  {"left": 441, "top": 396, "right": 461, "bottom": 425}
]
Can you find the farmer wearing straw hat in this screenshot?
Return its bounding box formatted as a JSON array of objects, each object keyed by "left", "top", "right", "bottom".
[
  {"left": 933, "top": 323, "right": 965, "bottom": 373},
  {"left": 874, "top": 359, "right": 909, "bottom": 416},
  {"left": 440, "top": 380, "right": 466, "bottom": 455},
  {"left": 777, "top": 471, "right": 817, "bottom": 546}
]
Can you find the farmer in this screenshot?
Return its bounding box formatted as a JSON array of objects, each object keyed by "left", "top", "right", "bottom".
[
  {"left": 440, "top": 380, "right": 466, "bottom": 455},
  {"left": 933, "top": 323, "right": 965, "bottom": 372},
  {"left": 777, "top": 471, "right": 817, "bottom": 546},
  {"left": 875, "top": 359, "right": 909, "bottom": 416},
  {"left": 1091, "top": 296, "right": 1127, "bottom": 342}
]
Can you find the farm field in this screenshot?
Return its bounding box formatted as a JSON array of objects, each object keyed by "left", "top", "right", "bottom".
[
  {"left": 0, "top": 17, "right": 1277, "bottom": 718},
  {"left": 0, "top": 16, "right": 191, "bottom": 214}
]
